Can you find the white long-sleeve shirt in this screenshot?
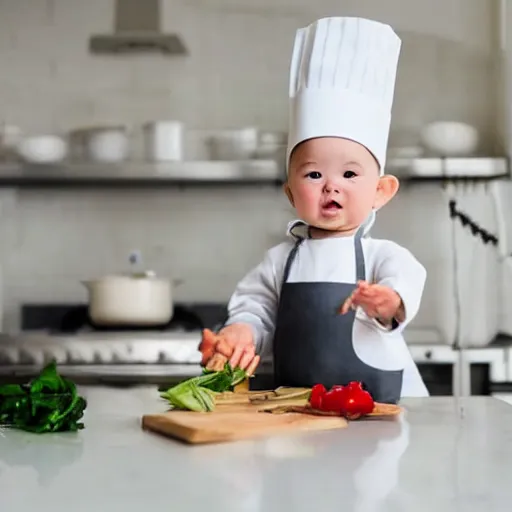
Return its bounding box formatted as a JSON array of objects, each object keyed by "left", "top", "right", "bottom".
[{"left": 225, "top": 227, "right": 429, "bottom": 398}]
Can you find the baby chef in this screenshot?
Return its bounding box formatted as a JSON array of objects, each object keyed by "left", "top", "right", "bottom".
[{"left": 199, "top": 16, "right": 429, "bottom": 403}]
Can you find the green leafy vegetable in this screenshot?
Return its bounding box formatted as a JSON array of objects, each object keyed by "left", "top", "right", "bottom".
[
  {"left": 161, "top": 380, "right": 216, "bottom": 412},
  {"left": 0, "top": 361, "right": 87, "bottom": 433},
  {"left": 160, "top": 363, "right": 247, "bottom": 412}
]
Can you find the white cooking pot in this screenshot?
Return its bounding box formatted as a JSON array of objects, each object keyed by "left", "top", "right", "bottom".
[{"left": 82, "top": 272, "right": 173, "bottom": 326}]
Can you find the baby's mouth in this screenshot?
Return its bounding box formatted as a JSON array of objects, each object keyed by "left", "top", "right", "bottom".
[{"left": 322, "top": 200, "right": 342, "bottom": 210}]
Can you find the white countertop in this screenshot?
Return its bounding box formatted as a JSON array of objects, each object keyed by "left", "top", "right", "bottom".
[{"left": 1, "top": 386, "right": 512, "bottom": 511}]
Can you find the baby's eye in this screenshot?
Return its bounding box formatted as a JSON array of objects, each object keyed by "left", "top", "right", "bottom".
[
  {"left": 306, "top": 171, "right": 322, "bottom": 179},
  {"left": 343, "top": 170, "right": 357, "bottom": 178}
]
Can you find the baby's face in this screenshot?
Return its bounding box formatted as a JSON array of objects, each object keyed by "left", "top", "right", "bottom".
[{"left": 286, "top": 137, "right": 384, "bottom": 236}]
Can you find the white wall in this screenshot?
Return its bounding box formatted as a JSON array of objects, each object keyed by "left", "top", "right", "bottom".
[
  {"left": 0, "top": 0, "right": 503, "bottom": 330},
  {"left": 0, "top": 0, "right": 500, "bottom": 137}
]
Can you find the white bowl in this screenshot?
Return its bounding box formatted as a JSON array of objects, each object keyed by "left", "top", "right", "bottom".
[
  {"left": 87, "top": 129, "right": 129, "bottom": 163},
  {"left": 209, "top": 128, "right": 258, "bottom": 161},
  {"left": 17, "top": 135, "right": 68, "bottom": 163},
  {"left": 420, "top": 122, "right": 479, "bottom": 157}
]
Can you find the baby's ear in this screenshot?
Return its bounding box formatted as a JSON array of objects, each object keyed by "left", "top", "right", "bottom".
[
  {"left": 283, "top": 182, "right": 295, "bottom": 207},
  {"left": 373, "top": 175, "right": 399, "bottom": 209}
]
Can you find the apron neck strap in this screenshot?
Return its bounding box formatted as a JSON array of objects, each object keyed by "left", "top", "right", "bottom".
[
  {"left": 354, "top": 226, "right": 366, "bottom": 282},
  {"left": 281, "top": 237, "right": 304, "bottom": 287}
]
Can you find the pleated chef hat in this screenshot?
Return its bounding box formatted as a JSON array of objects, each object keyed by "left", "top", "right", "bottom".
[{"left": 286, "top": 17, "right": 401, "bottom": 174}]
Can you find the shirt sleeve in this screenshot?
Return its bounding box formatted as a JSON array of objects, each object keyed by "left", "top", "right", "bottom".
[
  {"left": 364, "top": 240, "right": 427, "bottom": 333},
  {"left": 224, "top": 243, "right": 289, "bottom": 354}
]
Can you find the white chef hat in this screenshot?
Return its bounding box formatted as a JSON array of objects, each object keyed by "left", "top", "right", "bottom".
[{"left": 286, "top": 17, "right": 401, "bottom": 174}]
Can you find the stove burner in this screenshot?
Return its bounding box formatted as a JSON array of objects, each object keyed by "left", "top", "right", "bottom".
[{"left": 57, "top": 305, "right": 205, "bottom": 333}]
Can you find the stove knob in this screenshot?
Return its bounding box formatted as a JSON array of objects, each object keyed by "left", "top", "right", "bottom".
[
  {"left": 44, "top": 348, "right": 67, "bottom": 365},
  {"left": 0, "top": 347, "right": 19, "bottom": 364},
  {"left": 68, "top": 349, "right": 86, "bottom": 364},
  {"left": 64, "top": 350, "right": 74, "bottom": 364},
  {"left": 19, "top": 348, "right": 43, "bottom": 365},
  {"left": 93, "top": 351, "right": 104, "bottom": 364},
  {"left": 111, "top": 352, "right": 125, "bottom": 363}
]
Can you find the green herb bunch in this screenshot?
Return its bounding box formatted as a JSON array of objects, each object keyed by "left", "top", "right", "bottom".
[{"left": 0, "top": 361, "right": 87, "bottom": 433}]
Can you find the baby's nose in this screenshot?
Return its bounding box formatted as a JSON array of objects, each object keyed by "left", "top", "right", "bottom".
[{"left": 323, "top": 181, "right": 340, "bottom": 194}]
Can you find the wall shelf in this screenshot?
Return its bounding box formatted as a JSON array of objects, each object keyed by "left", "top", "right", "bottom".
[
  {"left": 0, "top": 160, "right": 285, "bottom": 188},
  {"left": 0, "top": 157, "right": 508, "bottom": 189},
  {"left": 388, "top": 156, "right": 510, "bottom": 180}
]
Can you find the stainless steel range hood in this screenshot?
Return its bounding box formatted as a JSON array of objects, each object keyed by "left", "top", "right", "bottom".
[{"left": 89, "top": 0, "right": 187, "bottom": 56}]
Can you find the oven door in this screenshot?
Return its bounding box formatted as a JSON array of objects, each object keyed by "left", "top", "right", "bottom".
[{"left": 411, "top": 344, "right": 512, "bottom": 397}]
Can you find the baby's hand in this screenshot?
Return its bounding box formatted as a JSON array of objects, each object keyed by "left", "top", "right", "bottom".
[
  {"left": 339, "top": 281, "right": 404, "bottom": 325},
  {"left": 198, "top": 324, "right": 260, "bottom": 375},
  {"left": 216, "top": 323, "right": 259, "bottom": 372}
]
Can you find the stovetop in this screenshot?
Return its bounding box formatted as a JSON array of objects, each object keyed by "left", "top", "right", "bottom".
[{"left": 0, "top": 303, "right": 228, "bottom": 377}]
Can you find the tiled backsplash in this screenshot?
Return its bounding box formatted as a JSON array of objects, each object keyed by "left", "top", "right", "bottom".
[
  {"left": 0, "top": 0, "right": 505, "bottom": 330},
  {"left": 0, "top": 186, "right": 296, "bottom": 330}
]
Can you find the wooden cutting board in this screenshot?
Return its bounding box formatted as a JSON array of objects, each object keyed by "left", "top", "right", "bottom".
[
  {"left": 141, "top": 399, "right": 349, "bottom": 445},
  {"left": 141, "top": 389, "right": 403, "bottom": 445}
]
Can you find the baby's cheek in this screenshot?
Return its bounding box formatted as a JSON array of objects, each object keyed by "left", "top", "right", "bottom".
[
  {"left": 294, "top": 185, "right": 319, "bottom": 210},
  {"left": 346, "top": 191, "right": 373, "bottom": 221},
  {"left": 348, "top": 202, "right": 367, "bottom": 220}
]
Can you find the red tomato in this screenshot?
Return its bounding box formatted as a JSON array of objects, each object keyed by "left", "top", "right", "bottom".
[
  {"left": 320, "top": 387, "right": 349, "bottom": 413},
  {"left": 339, "top": 391, "right": 374, "bottom": 416},
  {"left": 309, "top": 383, "right": 327, "bottom": 410},
  {"left": 346, "top": 381, "right": 364, "bottom": 391},
  {"left": 310, "top": 381, "right": 374, "bottom": 418},
  {"left": 321, "top": 382, "right": 374, "bottom": 417}
]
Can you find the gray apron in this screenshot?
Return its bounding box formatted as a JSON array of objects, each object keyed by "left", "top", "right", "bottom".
[{"left": 272, "top": 226, "right": 403, "bottom": 404}]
